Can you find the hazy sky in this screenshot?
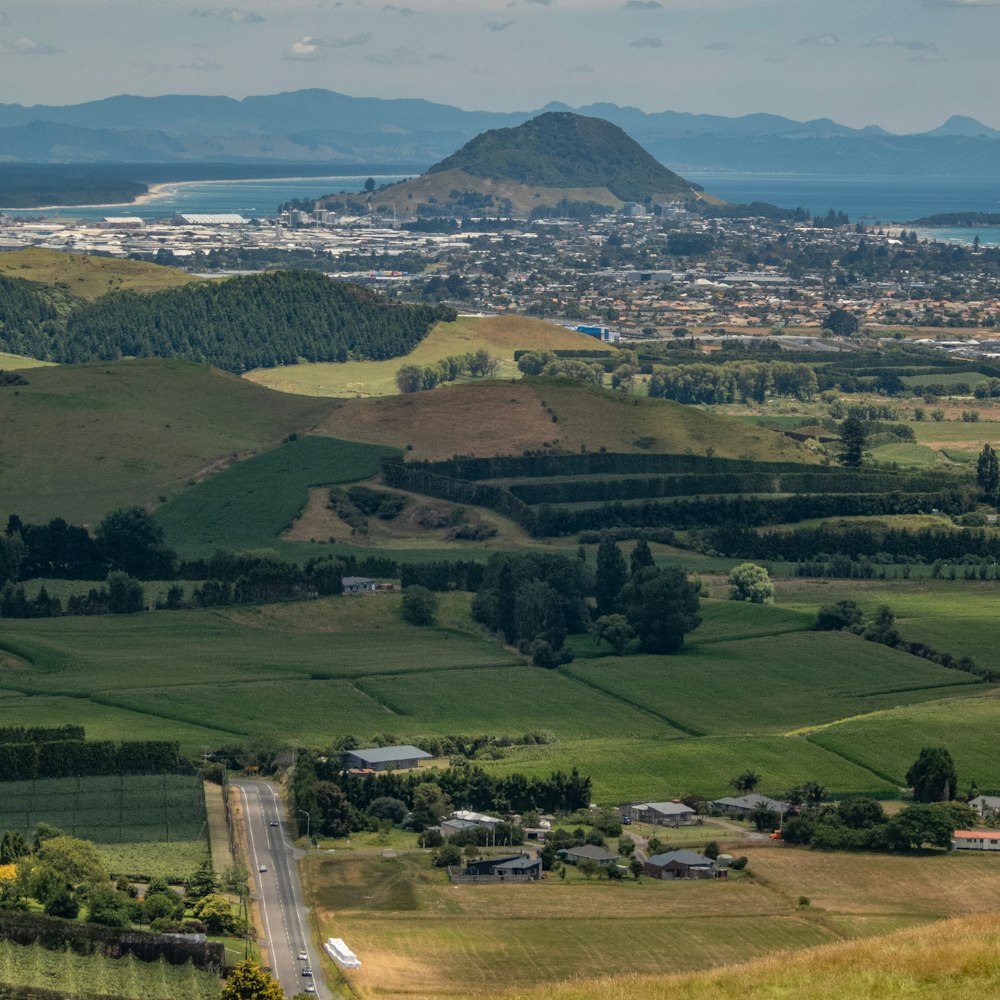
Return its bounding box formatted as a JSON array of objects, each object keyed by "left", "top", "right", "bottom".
[{"left": 0, "top": 0, "right": 997, "bottom": 133}]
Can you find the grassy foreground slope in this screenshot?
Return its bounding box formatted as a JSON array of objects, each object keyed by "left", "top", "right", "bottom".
[
  {"left": 0, "top": 359, "right": 337, "bottom": 523},
  {"left": 491, "top": 912, "right": 1000, "bottom": 1000},
  {"left": 323, "top": 379, "right": 817, "bottom": 462},
  {"left": 0, "top": 246, "right": 200, "bottom": 300},
  {"left": 244, "top": 315, "right": 603, "bottom": 397}
]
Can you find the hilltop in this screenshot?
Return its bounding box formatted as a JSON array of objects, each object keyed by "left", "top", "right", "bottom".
[
  {"left": 243, "top": 315, "right": 606, "bottom": 397},
  {"left": 365, "top": 112, "right": 705, "bottom": 217},
  {"left": 321, "top": 379, "right": 816, "bottom": 462}
]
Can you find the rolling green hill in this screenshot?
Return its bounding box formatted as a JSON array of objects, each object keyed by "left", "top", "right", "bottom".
[{"left": 0, "top": 358, "right": 337, "bottom": 524}]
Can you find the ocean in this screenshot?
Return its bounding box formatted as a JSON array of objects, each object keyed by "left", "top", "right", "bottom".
[{"left": 4, "top": 170, "right": 999, "bottom": 246}]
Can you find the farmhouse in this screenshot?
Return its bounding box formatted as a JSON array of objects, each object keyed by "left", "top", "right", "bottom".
[
  {"left": 439, "top": 818, "right": 480, "bottom": 839},
  {"left": 342, "top": 744, "right": 432, "bottom": 771},
  {"left": 969, "top": 796, "right": 1000, "bottom": 819},
  {"left": 712, "top": 794, "right": 788, "bottom": 817},
  {"left": 559, "top": 844, "right": 619, "bottom": 867},
  {"left": 451, "top": 809, "right": 502, "bottom": 829},
  {"left": 342, "top": 576, "right": 377, "bottom": 593},
  {"left": 953, "top": 830, "right": 1000, "bottom": 852},
  {"left": 644, "top": 849, "right": 721, "bottom": 880},
  {"left": 463, "top": 854, "right": 543, "bottom": 880},
  {"left": 626, "top": 801, "right": 698, "bottom": 826}
]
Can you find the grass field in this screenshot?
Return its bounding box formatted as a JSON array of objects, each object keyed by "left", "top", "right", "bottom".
[
  {"left": 0, "top": 246, "right": 201, "bottom": 301},
  {"left": 912, "top": 419, "right": 1000, "bottom": 447},
  {"left": 309, "top": 845, "right": 1000, "bottom": 1000},
  {"left": 0, "top": 940, "right": 221, "bottom": 999},
  {"left": 0, "top": 774, "right": 207, "bottom": 843},
  {"left": 0, "top": 351, "right": 54, "bottom": 370},
  {"left": 154, "top": 434, "right": 398, "bottom": 556},
  {"left": 243, "top": 314, "right": 603, "bottom": 397},
  {"left": 94, "top": 839, "right": 210, "bottom": 883},
  {"left": 0, "top": 358, "right": 337, "bottom": 524}
]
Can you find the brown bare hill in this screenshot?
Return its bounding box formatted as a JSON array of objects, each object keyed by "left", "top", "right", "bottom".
[{"left": 321, "top": 380, "right": 816, "bottom": 463}]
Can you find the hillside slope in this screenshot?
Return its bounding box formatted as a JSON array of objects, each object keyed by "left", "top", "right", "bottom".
[
  {"left": 0, "top": 359, "right": 337, "bottom": 524},
  {"left": 322, "top": 379, "right": 816, "bottom": 462},
  {"left": 490, "top": 912, "right": 1000, "bottom": 1000},
  {"left": 244, "top": 315, "right": 607, "bottom": 397}
]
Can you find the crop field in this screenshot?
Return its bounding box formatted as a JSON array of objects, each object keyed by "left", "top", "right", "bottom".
[
  {"left": 243, "top": 314, "right": 601, "bottom": 397},
  {"left": 808, "top": 695, "right": 1000, "bottom": 790},
  {"left": 0, "top": 940, "right": 221, "bottom": 999},
  {"left": 307, "top": 853, "right": 834, "bottom": 1000},
  {"left": 156, "top": 434, "right": 398, "bottom": 556},
  {"left": 564, "top": 630, "right": 981, "bottom": 737},
  {"left": 0, "top": 358, "right": 337, "bottom": 524},
  {"left": 93, "top": 839, "right": 210, "bottom": 883},
  {"left": 0, "top": 774, "right": 207, "bottom": 843},
  {"left": 481, "top": 735, "right": 898, "bottom": 802}
]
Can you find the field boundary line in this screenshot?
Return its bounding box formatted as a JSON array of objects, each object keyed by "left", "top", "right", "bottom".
[
  {"left": 558, "top": 667, "right": 706, "bottom": 736},
  {"left": 804, "top": 733, "right": 903, "bottom": 787}
]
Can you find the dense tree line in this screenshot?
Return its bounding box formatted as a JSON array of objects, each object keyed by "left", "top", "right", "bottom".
[
  {"left": 134, "top": 246, "right": 428, "bottom": 275},
  {"left": 0, "top": 269, "right": 454, "bottom": 374},
  {"left": 396, "top": 349, "right": 499, "bottom": 393},
  {"left": 0, "top": 740, "right": 181, "bottom": 781},
  {"left": 0, "top": 726, "right": 84, "bottom": 743},
  {"left": 648, "top": 360, "right": 818, "bottom": 404},
  {"left": 400, "top": 560, "right": 486, "bottom": 592}
]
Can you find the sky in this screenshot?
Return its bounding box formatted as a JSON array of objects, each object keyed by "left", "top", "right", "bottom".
[{"left": 0, "top": 0, "right": 997, "bottom": 133}]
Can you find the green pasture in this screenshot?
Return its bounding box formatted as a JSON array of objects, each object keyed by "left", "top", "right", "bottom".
[
  {"left": 0, "top": 774, "right": 207, "bottom": 843},
  {"left": 0, "top": 940, "right": 220, "bottom": 1000},
  {"left": 0, "top": 351, "right": 53, "bottom": 370},
  {"left": 155, "top": 434, "right": 398, "bottom": 557},
  {"left": 481, "top": 734, "right": 898, "bottom": 803},
  {"left": 0, "top": 358, "right": 336, "bottom": 524},
  {"left": 868, "top": 443, "right": 944, "bottom": 469},
  {"left": 808, "top": 695, "right": 1000, "bottom": 791},
  {"left": 900, "top": 370, "right": 983, "bottom": 389},
  {"left": 912, "top": 420, "right": 1000, "bottom": 444}
]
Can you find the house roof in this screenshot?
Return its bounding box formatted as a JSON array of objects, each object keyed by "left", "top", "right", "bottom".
[
  {"left": 646, "top": 850, "right": 712, "bottom": 867},
  {"left": 636, "top": 801, "right": 695, "bottom": 815},
  {"left": 712, "top": 794, "right": 787, "bottom": 811},
  {"left": 346, "top": 744, "right": 432, "bottom": 764},
  {"left": 342, "top": 576, "right": 376, "bottom": 586},
  {"left": 441, "top": 819, "right": 479, "bottom": 831},
  {"left": 452, "top": 809, "right": 501, "bottom": 825},
  {"left": 970, "top": 795, "right": 1000, "bottom": 808},
  {"left": 954, "top": 830, "right": 1000, "bottom": 840},
  {"left": 494, "top": 855, "right": 541, "bottom": 871},
  {"left": 563, "top": 844, "right": 619, "bottom": 862}
]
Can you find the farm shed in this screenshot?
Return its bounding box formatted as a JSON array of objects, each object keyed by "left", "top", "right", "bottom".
[
  {"left": 953, "top": 830, "right": 1000, "bottom": 852},
  {"left": 969, "top": 796, "right": 1000, "bottom": 819},
  {"left": 626, "top": 801, "right": 698, "bottom": 826},
  {"left": 559, "top": 844, "right": 620, "bottom": 867},
  {"left": 342, "top": 576, "right": 377, "bottom": 593},
  {"left": 644, "top": 850, "right": 720, "bottom": 880},
  {"left": 343, "top": 745, "right": 432, "bottom": 771}
]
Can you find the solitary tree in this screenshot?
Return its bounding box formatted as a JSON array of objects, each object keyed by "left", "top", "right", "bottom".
[
  {"left": 823, "top": 308, "right": 859, "bottom": 337},
  {"left": 401, "top": 585, "right": 438, "bottom": 626},
  {"left": 221, "top": 960, "right": 285, "bottom": 1000},
  {"left": 730, "top": 770, "right": 761, "bottom": 794},
  {"left": 618, "top": 566, "right": 702, "bottom": 654},
  {"left": 837, "top": 416, "right": 868, "bottom": 467},
  {"left": 906, "top": 747, "right": 957, "bottom": 802},
  {"left": 977, "top": 443, "right": 1000, "bottom": 504},
  {"left": 595, "top": 535, "right": 628, "bottom": 616},
  {"left": 728, "top": 563, "right": 774, "bottom": 604}
]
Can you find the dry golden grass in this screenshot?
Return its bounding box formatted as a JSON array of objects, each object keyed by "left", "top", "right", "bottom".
[
  {"left": 0, "top": 247, "right": 201, "bottom": 300},
  {"left": 321, "top": 380, "right": 817, "bottom": 462},
  {"left": 244, "top": 315, "right": 602, "bottom": 398},
  {"left": 490, "top": 912, "right": 1000, "bottom": 1000}
]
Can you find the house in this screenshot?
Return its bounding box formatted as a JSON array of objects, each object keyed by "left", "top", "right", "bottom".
[
  {"left": 342, "top": 576, "right": 377, "bottom": 594},
  {"left": 439, "top": 819, "right": 480, "bottom": 839},
  {"left": 953, "top": 830, "right": 1000, "bottom": 852},
  {"left": 451, "top": 809, "right": 502, "bottom": 829},
  {"left": 644, "top": 850, "right": 720, "bottom": 880},
  {"left": 626, "top": 801, "right": 698, "bottom": 826},
  {"left": 711, "top": 794, "right": 788, "bottom": 818},
  {"left": 342, "top": 744, "right": 432, "bottom": 771},
  {"left": 463, "top": 854, "right": 542, "bottom": 880},
  {"left": 558, "top": 844, "right": 619, "bottom": 867},
  {"left": 969, "top": 796, "right": 1000, "bottom": 819}
]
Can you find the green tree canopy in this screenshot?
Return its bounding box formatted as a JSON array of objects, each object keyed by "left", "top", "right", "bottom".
[
  {"left": 728, "top": 562, "right": 774, "bottom": 604},
  {"left": 618, "top": 566, "right": 701, "bottom": 654},
  {"left": 977, "top": 443, "right": 1000, "bottom": 504},
  {"left": 906, "top": 747, "right": 957, "bottom": 802},
  {"left": 221, "top": 959, "right": 285, "bottom": 1000},
  {"left": 401, "top": 585, "right": 438, "bottom": 626}
]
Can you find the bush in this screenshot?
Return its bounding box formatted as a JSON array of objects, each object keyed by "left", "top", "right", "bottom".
[
  {"left": 432, "top": 844, "right": 462, "bottom": 868},
  {"left": 401, "top": 585, "right": 438, "bottom": 626}
]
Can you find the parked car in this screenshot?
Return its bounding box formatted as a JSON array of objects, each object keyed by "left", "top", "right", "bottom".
[
  {"left": 302, "top": 968, "right": 313, "bottom": 977},
  {"left": 258, "top": 865, "right": 267, "bottom": 873}
]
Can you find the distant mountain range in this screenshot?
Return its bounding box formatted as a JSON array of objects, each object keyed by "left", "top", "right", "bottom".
[{"left": 2, "top": 90, "right": 1000, "bottom": 177}]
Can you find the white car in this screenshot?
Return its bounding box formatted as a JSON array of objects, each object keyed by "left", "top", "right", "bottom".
[
  {"left": 304, "top": 987, "right": 316, "bottom": 994},
  {"left": 258, "top": 865, "right": 267, "bottom": 873},
  {"left": 298, "top": 952, "right": 308, "bottom": 961}
]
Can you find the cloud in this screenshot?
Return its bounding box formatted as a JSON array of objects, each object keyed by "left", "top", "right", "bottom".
[
  {"left": 863, "top": 34, "right": 937, "bottom": 50},
  {"left": 911, "top": 50, "right": 947, "bottom": 61},
  {"left": 568, "top": 65, "right": 595, "bottom": 74},
  {"left": 365, "top": 46, "right": 421, "bottom": 66},
  {"left": 182, "top": 56, "right": 225, "bottom": 71},
  {"left": 0, "top": 12, "right": 8, "bottom": 26},
  {"left": 800, "top": 33, "right": 838, "bottom": 46},
  {"left": 0, "top": 37, "right": 63, "bottom": 55},
  {"left": 704, "top": 40, "right": 735, "bottom": 50},
  {"left": 623, "top": 0, "right": 662, "bottom": 8},
  {"left": 486, "top": 19, "right": 514, "bottom": 30},
  {"left": 929, "top": 0, "right": 1000, "bottom": 6},
  {"left": 284, "top": 35, "right": 326, "bottom": 60},
  {"left": 191, "top": 7, "right": 264, "bottom": 22},
  {"left": 630, "top": 36, "right": 662, "bottom": 47},
  {"left": 329, "top": 33, "right": 370, "bottom": 47},
  {"left": 526, "top": 0, "right": 552, "bottom": 4},
  {"left": 383, "top": 4, "right": 416, "bottom": 14}
]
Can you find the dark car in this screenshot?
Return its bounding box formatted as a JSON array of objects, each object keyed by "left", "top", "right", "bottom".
[{"left": 302, "top": 968, "right": 313, "bottom": 977}]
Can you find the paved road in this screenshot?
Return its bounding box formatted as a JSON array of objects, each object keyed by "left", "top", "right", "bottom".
[{"left": 231, "top": 779, "right": 330, "bottom": 999}]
